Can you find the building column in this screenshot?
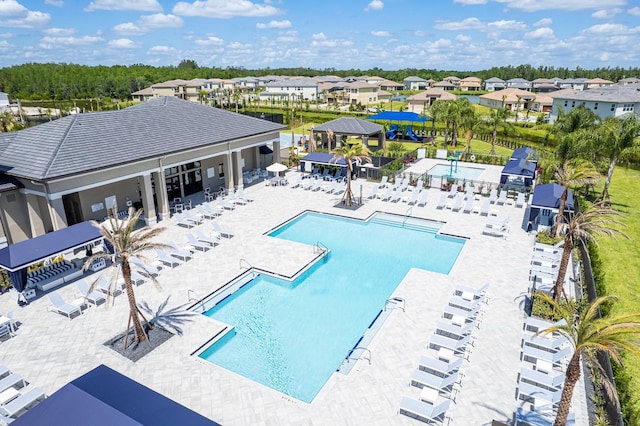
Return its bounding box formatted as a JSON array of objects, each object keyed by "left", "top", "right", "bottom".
[
  {"left": 224, "top": 151, "right": 234, "bottom": 193},
  {"left": 153, "top": 170, "right": 169, "bottom": 221},
  {"left": 25, "top": 193, "right": 46, "bottom": 237},
  {"left": 232, "top": 150, "right": 243, "bottom": 190},
  {"left": 48, "top": 196, "right": 67, "bottom": 231},
  {"left": 273, "top": 140, "right": 281, "bottom": 163},
  {"left": 139, "top": 173, "right": 157, "bottom": 226}
]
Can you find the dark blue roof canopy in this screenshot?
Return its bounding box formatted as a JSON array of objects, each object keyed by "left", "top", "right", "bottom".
[
  {"left": 301, "top": 152, "right": 350, "bottom": 167},
  {"left": 501, "top": 159, "right": 536, "bottom": 177},
  {"left": 0, "top": 221, "right": 102, "bottom": 272},
  {"left": 366, "top": 111, "right": 429, "bottom": 122},
  {"left": 13, "top": 365, "right": 220, "bottom": 426},
  {"left": 259, "top": 145, "right": 273, "bottom": 154},
  {"left": 531, "top": 183, "right": 574, "bottom": 210},
  {"left": 511, "top": 147, "right": 536, "bottom": 160}
]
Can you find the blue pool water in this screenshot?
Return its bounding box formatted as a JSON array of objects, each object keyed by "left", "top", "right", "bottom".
[
  {"left": 429, "top": 163, "right": 484, "bottom": 180},
  {"left": 198, "top": 212, "right": 465, "bottom": 402}
]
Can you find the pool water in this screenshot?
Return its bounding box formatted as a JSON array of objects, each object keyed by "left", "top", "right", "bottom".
[
  {"left": 198, "top": 212, "right": 465, "bottom": 402},
  {"left": 428, "top": 163, "right": 484, "bottom": 181}
]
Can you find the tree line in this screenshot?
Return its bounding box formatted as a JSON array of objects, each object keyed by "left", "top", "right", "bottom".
[{"left": 0, "top": 62, "right": 638, "bottom": 102}]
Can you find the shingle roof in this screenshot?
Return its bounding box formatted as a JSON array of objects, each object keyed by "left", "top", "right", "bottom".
[
  {"left": 551, "top": 84, "right": 640, "bottom": 103},
  {"left": 312, "top": 117, "right": 383, "bottom": 135},
  {"left": 0, "top": 97, "right": 285, "bottom": 181}
]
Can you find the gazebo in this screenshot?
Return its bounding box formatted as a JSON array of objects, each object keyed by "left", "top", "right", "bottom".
[
  {"left": 526, "top": 183, "right": 574, "bottom": 231},
  {"left": 500, "top": 159, "right": 536, "bottom": 189},
  {"left": 311, "top": 117, "right": 384, "bottom": 151}
]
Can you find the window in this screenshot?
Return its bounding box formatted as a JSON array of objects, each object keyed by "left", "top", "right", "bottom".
[
  {"left": 564, "top": 100, "right": 568, "bottom": 107},
  {"left": 611, "top": 103, "right": 616, "bottom": 112},
  {"left": 594, "top": 102, "right": 598, "bottom": 110},
  {"left": 623, "top": 103, "right": 634, "bottom": 112},
  {"left": 218, "top": 163, "right": 224, "bottom": 178},
  {"left": 571, "top": 101, "right": 575, "bottom": 108}
]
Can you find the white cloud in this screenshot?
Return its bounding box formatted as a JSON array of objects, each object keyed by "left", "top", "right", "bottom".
[
  {"left": 487, "top": 20, "right": 527, "bottom": 31},
  {"left": 583, "top": 23, "right": 633, "bottom": 34},
  {"left": 435, "top": 17, "right": 483, "bottom": 31},
  {"left": 108, "top": 38, "right": 137, "bottom": 48},
  {"left": 113, "top": 13, "right": 183, "bottom": 35},
  {"left": 147, "top": 45, "right": 175, "bottom": 54},
  {"left": 371, "top": 30, "right": 391, "bottom": 37},
  {"left": 629, "top": 7, "right": 640, "bottom": 16},
  {"left": 173, "top": 0, "right": 280, "bottom": 18},
  {"left": 533, "top": 18, "right": 552, "bottom": 26},
  {"left": 0, "top": 11, "right": 50, "bottom": 28},
  {"left": 494, "top": 0, "right": 626, "bottom": 12},
  {"left": 525, "top": 27, "right": 553, "bottom": 39},
  {"left": 39, "top": 35, "right": 103, "bottom": 49},
  {"left": 311, "top": 32, "right": 326, "bottom": 40},
  {"left": 44, "top": 0, "right": 63, "bottom": 6},
  {"left": 227, "top": 41, "right": 252, "bottom": 49},
  {"left": 276, "top": 35, "right": 297, "bottom": 42},
  {"left": 195, "top": 35, "right": 224, "bottom": 45},
  {"left": 453, "top": 0, "right": 487, "bottom": 4},
  {"left": 456, "top": 34, "right": 471, "bottom": 42},
  {"left": 256, "top": 20, "right": 291, "bottom": 29},
  {"left": 413, "top": 30, "right": 426, "bottom": 37},
  {"left": 0, "top": 0, "right": 27, "bottom": 17},
  {"left": 364, "top": 0, "right": 383, "bottom": 11},
  {"left": 85, "top": 0, "right": 162, "bottom": 12},
  {"left": 436, "top": 17, "right": 525, "bottom": 32},
  {"left": 592, "top": 8, "right": 621, "bottom": 19},
  {"left": 43, "top": 27, "right": 74, "bottom": 36}
]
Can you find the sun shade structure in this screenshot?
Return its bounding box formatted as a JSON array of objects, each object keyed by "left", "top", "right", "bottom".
[
  {"left": 12, "top": 364, "right": 220, "bottom": 426},
  {"left": 500, "top": 158, "right": 536, "bottom": 188},
  {"left": 0, "top": 221, "right": 102, "bottom": 273},
  {"left": 526, "top": 183, "right": 574, "bottom": 231},
  {"left": 312, "top": 117, "right": 384, "bottom": 134},
  {"left": 365, "top": 111, "right": 429, "bottom": 122},
  {"left": 299, "top": 152, "right": 355, "bottom": 173}
]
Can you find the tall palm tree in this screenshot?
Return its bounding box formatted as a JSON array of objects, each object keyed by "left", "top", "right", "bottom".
[
  {"left": 429, "top": 100, "right": 451, "bottom": 145},
  {"left": 332, "top": 141, "right": 371, "bottom": 207},
  {"left": 552, "top": 159, "right": 601, "bottom": 237},
  {"left": 590, "top": 114, "right": 640, "bottom": 201},
  {"left": 481, "top": 107, "right": 512, "bottom": 156},
  {"left": 551, "top": 201, "right": 627, "bottom": 303},
  {"left": 86, "top": 208, "right": 168, "bottom": 348},
  {"left": 459, "top": 103, "right": 478, "bottom": 154},
  {"left": 535, "top": 293, "right": 640, "bottom": 426}
]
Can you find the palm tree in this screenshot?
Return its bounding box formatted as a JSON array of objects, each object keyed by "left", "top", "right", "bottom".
[
  {"left": 514, "top": 95, "right": 522, "bottom": 124},
  {"left": 552, "top": 159, "right": 601, "bottom": 237},
  {"left": 481, "top": 107, "right": 511, "bottom": 156},
  {"left": 551, "top": 201, "right": 627, "bottom": 303},
  {"left": 86, "top": 208, "right": 168, "bottom": 348},
  {"left": 535, "top": 293, "right": 640, "bottom": 426},
  {"left": 590, "top": 114, "right": 640, "bottom": 201},
  {"left": 429, "top": 100, "right": 451, "bottom": 145},
  {"left": 332, "top": 141, "right": 371, "bottom": 207},
  {"left": 459, "top": 103, "right": 478, "bottom": 154}
]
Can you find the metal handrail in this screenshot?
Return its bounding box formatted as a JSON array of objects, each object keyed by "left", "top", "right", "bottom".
[
  {"left": 314, "top": 241, "right": 328, "bottom": 254},
  {"left": 187, "top": 289, "right": 206, "bottom": 313},
  {"left": 239, "top": 258, "right": 252, "bottom": 270},
  {"left": 385, "top": 297, "right": 406, "bottom": 312},
  {"left": 350, "top": 347, "right": 372, "bottom": 365},
  {"left": 403, "top": 207, "right": 413, "bottom": 226}
]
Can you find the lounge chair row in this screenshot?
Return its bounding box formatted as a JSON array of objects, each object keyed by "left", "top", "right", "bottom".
[
  {"left": 0, "top": 365, "right": 47, "bottom": 420},
  {"left": 482, "top": 217, "right": 510, "bottom": 239},
  {"left": 528, "top": 241, "right": 571, "bottom": 295},
  {"left": 399, "top": 284, "right": 490, "bottom": 424}
]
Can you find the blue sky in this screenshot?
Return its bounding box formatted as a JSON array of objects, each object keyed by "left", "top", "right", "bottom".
[{"left": 1, "top": 0, "right": 639, "bottom": 70}]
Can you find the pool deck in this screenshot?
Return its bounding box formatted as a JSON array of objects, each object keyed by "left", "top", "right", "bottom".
[{"left": 0, "top": 159, "right": 588, "bottom": 425}]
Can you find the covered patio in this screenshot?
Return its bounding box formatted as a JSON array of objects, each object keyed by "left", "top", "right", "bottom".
[
  {"left": 526, "top": 183, "right": 574, "bottom": 231},
  {"left": 311, "top": 117, "right": 384, "bottom": 151}
]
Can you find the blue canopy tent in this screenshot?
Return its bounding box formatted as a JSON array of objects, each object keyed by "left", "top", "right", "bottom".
[
  {"left": 0, "top": 221, "right": 103, "bottom": 292},
  {"left": 527, "top": 183, "right": 574, "bottom": 231},
  {"left": 13, "top": 364, "right": 220, "bottom": 426},
  {"left": 500, "top": 159, "right": 536, "bottom": 188},
  {"left": 365, "top": 111, "right": 429, "bottom": 123}
]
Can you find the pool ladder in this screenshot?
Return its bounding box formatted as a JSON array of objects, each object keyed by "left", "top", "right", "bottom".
[
  {"left": 239, "top": 258, "right": 252, "bottom": 270},
  {"left": 403, "top": 207, "right": 413, "bottom": 226},
  {"left": 384, "top": 297, "right": 406, "bottom": 312},
  {"left": 314, "top": 241, "right": 329, "bottom": 256},
  {"left": 346, "top": 347, "right": 372, "bottom": 365},
  {"left": 187, "top": 289, "right": 206, "bottom": 313}
]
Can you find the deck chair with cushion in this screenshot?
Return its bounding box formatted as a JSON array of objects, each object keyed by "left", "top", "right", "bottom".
[
  {"left": 515, "top": 192, "right": 526, "bottom": 208},
  {"left": 406, "top": 189, "right": 420, "bottom": 205},
  {"left": 211, "top": 220, "right": 234, "bottom": 238},
  {"left": 496, "top": 190, "right": 508, "bottom": 205},
  {"left": 0, "top": 387, "right": 46, "bottom": 418},
  {"left": 417, "top": 191, "right": 429, "bottom": 207},
  {"left": 236, "top": 188, "right": 254, "bottom": 202},
  {"left": 167, "top": 241, "right": 192, "bottom": 261},
  {"left": 46, "top": 291, "right": 83, "bottom": 320},
  {"left": 186, "top": 233, "right": 210, "bottom": 252},
  {"left": 436, "top": 193, "right": 447, "bottom": 209},
  {"left": 418, "top": 355, "right": 463, "bottom": 378},
  {"left": 399, "top": 398, "right": 451, "bottom": 425},
  {"left": 194, "top": 229, "right": 220, "bottom": 246},
  {"left": 155, "top": 249, "right": 181, "bottom": 268},
  {"left": 74, "top": 279, "right": 106, "bottom": 307},
  {"left": 378, "top": 175, "right": 388, "bottom": 188},
  {"left": 173, "top": 213, "right": 194, "bottom": 228}
]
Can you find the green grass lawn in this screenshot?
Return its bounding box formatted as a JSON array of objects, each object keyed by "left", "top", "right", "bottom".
[
  {"left": 595, "top": 167, "right": 640, "bottom": 418},
  {"left": 397, "top": 137, "right": 513, "bottom": 157}
]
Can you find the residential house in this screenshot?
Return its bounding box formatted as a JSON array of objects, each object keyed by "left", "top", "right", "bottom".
[
  {"left": 479, "top": 88, "right": 537, "bottom": 112},
  {"left": 443, "top": 76, "right": 461, "bottom": 86},
  {"left": 403, "top": 76, "right": 429, "bottom": 90},
  {"left": 548, "top": 83, "right": 640, "bottom": 123},
  {"left": 131, "top": 87, "right": 154, "bottom": 102},
  {"left": 532, "top": 79, "right": 559, "bottom": 93},
  {"left": 586, "top": 78, "right": 614, "bottom": 89},
  {"left": 406, "top": 89, "right": 457, "bottom": 114},
  {"left": 484, "top": 77, "right": 506, "bottom": 91},
  {"left": 0, "top": 97, "right": 285, "bottom": 244},
  {"left": 377, "top": 79, "right": 404, "bottom": 92},
  {"left": 505, "top": 78, "right": 532, "bottom": 91},
  {"left": 459, "top": 76, "right": 482, "bottom": 91},
  {"left": 555, "top": 78, "right": 589, "bottom": 91},
  {"left": 619, "top": 77, "right": 640, "bottom": 85},
  {"left": 343, "top": 81, "right": 379, "bottom": 106},
  {"left": 260, "top": 77, "right": 319, "bottom": 102},
  {"left": 149, "top": 79, "right": 203, "bottom": 102},
  {"left": 433, "top": 80, "right": 456, "bottom": 91}
]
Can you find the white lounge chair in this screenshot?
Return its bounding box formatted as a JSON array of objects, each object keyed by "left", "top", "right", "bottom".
[
  {"left": 496, "top": 190, "right": 508, "bottom": 205},
  {"left": 46, "top": 291, "right": 83, "bottom": 320},
  {"left": 454, "top": 283, "right": 489, "bottom": 302},
  {"left": 417, "top": 191, "right": 428, "bottom": 207},
  {"left": 211, "top": 220, "right": 234, "bottom": 238},
  {"left": 182, "top": 209, "right": 204, "bottom": 225},
  {"left": 450, "top": 194, "right": 464, "bottom": 211},
  {"left": 435, "top": 320, "right": 475, "bottom": 340},
  {"left": 379, "top": 187, "right": 394, "bottom": 201},
  {"left": 447, "top": 184, "right": 458, "bottom": 198},
  {"left": 229, "top": 193, "right": 247, "bottom": 205},
  {"left": 289, "top": 175, "right": 303, "bottom": 188},
  {"left": 334, "top": 182, "right": 346, "bottom": 195},
  {"left": 218, "top": 198, "right": 235, "bottom": 210},
  {"left": 410, "top": 369, "right": 461, "bottom": 395},
  {"left": 74, "top": 279, "right": 106, "bottom": 307},
  {"left": 418, "top": 355, "right": 463, "bottom": 378},
  {"left": 483, "top": 217, "right": 510, "bottom": 238},
  {"left": 155, "top": 248, "right": 181, "bottom": 268},
  {"left": 406, "top": 189, "right": 420, "bottom": 205},
  {"left": 0, "top": 374, "right": 25, "bottom": 394},
  {"left": 196, "top": 204, "right": 218, "bottom": 220},
  {"left": 194, "top": 229, "right": 220, "bottom": 246},
  {"left": 130, "top": 257, "right": 162, "bottom": 278},
  {"left": 173, "top": 213, "right": 194, "bottom": 228},
  {"left": 488, "top": 188, "right": 498, "bottom": 204},
  {"left": 516, "top": 381, "right": 562, "bottom": 406},
  {"left": 378, "top": 175, "right": 388, "bottom": 188},
  {"left": 0, "top": 387, "right": 46, "bottom": 418},
  {"left": 399, "top": 397, "right": 451, "bottom": 425},
  {"left": 478, "top": 199, "right": 490, "bottom": 216},
  {"left": 462, "top": 197, "right": 474, "bottom": 214},
  {"left": 428, "top": 333, "right": 474, "bottom": 355},
  {"left": 186, "top": 233, "right": 210, "bottom": 252},
  {"left": 366, "top": 186, "right": 378, "bottom": 199},
  {"left": 237, "top": 188, "right": 255, "bottom": 202},
  {"left": 519, "top": 367, "right": 565, "bottom": 390},
  {"left": 167, "top": 241, "right": 192, "bottom": 261},
  {"left": 515, "top": 192, "right": 526, "bottom": 208},
  {"left": 389, "top": 190, "right": 401, "bottom": 203},
  {"left": 436, "top": 193, "right": 447, "bottom": 209}
]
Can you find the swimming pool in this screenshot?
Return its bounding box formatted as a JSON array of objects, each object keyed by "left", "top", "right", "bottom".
[
  {"left": 198, "top": 212, "right": 466, "bottom": 402},
  {"left": 428, "top": 163, "right": 484, "bottom": 181}
]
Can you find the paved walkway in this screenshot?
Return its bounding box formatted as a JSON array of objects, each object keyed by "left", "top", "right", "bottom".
[{"left": 0, "top": 160, "right": 587, "bottom": 425}]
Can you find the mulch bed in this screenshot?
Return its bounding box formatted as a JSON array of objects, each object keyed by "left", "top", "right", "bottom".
[{"left": 104, "top": 325, "right": 174, "bottom": 362}]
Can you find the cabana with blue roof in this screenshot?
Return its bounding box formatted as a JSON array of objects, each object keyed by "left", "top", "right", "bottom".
[
  {"left": 500, "top": 158, "right": 536, "bottom": 189},
  {"left": 526, "top": 183, "right": 574, "bottom": 231}
]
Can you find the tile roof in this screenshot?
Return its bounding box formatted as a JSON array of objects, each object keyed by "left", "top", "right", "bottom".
[
  {"left": 550, "top": 84, "right": 640, "bottom": 102},
  {"left": 0, "top": 97, "right": 285, "bottom": 181},
  {"left": 312, "top": 117, "right": 383, "bottom": 135}
]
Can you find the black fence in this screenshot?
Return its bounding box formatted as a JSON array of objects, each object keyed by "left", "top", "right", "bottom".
[{"left": 242, "top": 111, "right": 284, "bottom": 124}]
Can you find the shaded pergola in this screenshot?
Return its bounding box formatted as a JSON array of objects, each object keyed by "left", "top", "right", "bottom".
[
  {"left": 311, "top": 117, "right": 384, "bottom": 151},
  {"left": 526, "top": 183, "right": 574, "bottom": 231}
]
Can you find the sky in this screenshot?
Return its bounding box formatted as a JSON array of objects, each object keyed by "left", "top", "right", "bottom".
[{"left": 0, "top": 0, "right": 639, "bottom": 71}]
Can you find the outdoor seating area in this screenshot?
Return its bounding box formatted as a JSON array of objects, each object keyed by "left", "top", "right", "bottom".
[{"left": 0, "top": 365, "right": 47, "bottom": 421}]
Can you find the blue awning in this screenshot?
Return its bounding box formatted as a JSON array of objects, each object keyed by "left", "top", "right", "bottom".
[
  {"left": 13, "top": 365, "right": 220, "bottom": 426},
  {"left": 0, "top": 221, "right": 102, "bottom": 272},
  {"left": 259, "top": 145, "right": 273, "bottom": 154},
  {"left": 365, "top": 111, "right": 429, "bottom": 122},
  {"left": 501, "top": 159, "right": 536, "bottom": 178},
  {"left": 511, "top": 147, "right": 535, "bottom": 160},
  {"left": 301, "top": 152, "right": 349, "bottom": 167},
  {"left": 531, "top": 183, "right": 574, "bottom": 210}
]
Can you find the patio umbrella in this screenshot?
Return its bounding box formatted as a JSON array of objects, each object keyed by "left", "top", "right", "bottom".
[{"left": 266, "top": 162, "right": 287, "bottom": 176}]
